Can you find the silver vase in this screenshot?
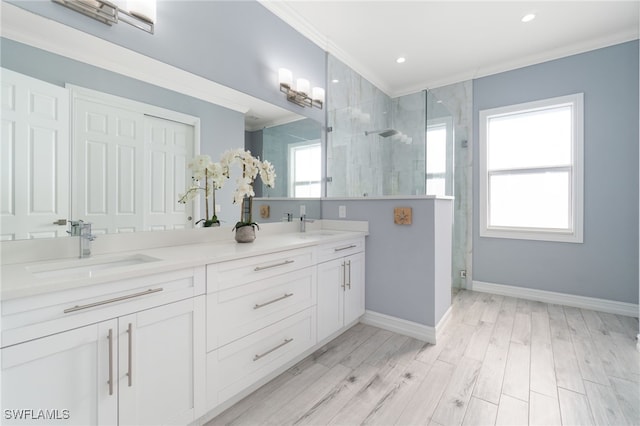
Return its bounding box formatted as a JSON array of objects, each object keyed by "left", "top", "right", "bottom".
[{"left": 234, "top": 226, "right": 256, "bottom": 243}]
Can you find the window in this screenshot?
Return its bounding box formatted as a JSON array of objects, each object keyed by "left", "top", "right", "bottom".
[
  {"left": 479, "top": 93, "right": 584, "bottom": 242},
  {"left": 426, "top": 117, "right": 454, "bottom": 196},
  {"left": 289, "top": 141, "right": 322, "bottom": 197}
]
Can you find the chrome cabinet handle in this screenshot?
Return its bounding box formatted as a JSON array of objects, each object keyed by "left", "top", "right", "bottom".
[
  {"left": 253, "top": 293, "right": 294, "bottom": 310},
  {"left": 253, "top": 338, "right": 293, "bottom": 361},
  {"left": 127, "top": 323, "right": 133, "bottom": 387},
  {"left": 346, "top": 260, "right": 352, "bottom": 289},
  {"left": 254, "top": 259, "right": 294, "bottom": 271},
  {"left": 107, "top": 328, "right": 114, "bottom": 396},
  {"left": 63, "top": 288, "right": 163, "bottom": 313},
  {"left": 334, "top": 244, "right": 356, "bottom": 252},
  {"left": 341, "top": 261, "right": 346, "bottom": 290}
]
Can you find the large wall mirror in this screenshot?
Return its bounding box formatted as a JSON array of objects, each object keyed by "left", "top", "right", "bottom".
[{"left": 1, "top": 5, "right": 323, "bottom": 241}]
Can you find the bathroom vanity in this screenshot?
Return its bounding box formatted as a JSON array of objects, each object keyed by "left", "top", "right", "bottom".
[{"left": 0, "top": 222, "right": 367, "bottom": 425}]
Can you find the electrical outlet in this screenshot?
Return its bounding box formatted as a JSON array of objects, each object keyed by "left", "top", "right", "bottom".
[
  {"left": 459, "top": 270, "right": 467, "bottom": 278},
  {"left": 215, "top": 204, "right": 221, "bottom": 213},
  {"left": 300, "top": 204, "right": 306, "bottom": 215},
  {"left": 339, "top": 205, "right": 346, "bottom": 218}
]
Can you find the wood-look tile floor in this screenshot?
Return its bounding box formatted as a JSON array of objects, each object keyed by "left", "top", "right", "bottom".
[{"left": 207, "top": 290, "right": 640, "bottom": 426}]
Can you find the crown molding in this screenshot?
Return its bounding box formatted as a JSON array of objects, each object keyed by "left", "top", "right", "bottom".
[
  {"left": 259, "top": 1, "right": 639, "bottom": 99},
  {"left": 258, "top": 0, "right": 393, "bottom": 97}
]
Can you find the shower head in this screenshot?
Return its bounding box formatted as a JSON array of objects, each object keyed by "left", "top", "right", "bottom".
[{"left": 364, "top": 129, "right": 399, "bottom": 138}]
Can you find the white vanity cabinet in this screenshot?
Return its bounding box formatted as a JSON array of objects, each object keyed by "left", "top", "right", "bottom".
[
  {"left": 205, "top": 247, "right": 317, "bottom": 409},
  {"left": 2, "top": 320, "right": 118, "bottom": 425},
  {"left": 1, "top": 267, "right": 206, "bottom": 426},
  {"left": 316, "top": 238, "right": 366, "bottom": 342}
]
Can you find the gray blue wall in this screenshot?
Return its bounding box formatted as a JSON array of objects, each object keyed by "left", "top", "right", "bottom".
[
  {"left": 473, "top": 40, "right": 639, "bottom": 304},
  {"left": 7, "top": 0, "right": 326, "bottom": 123},
  {"left": 322, "top": 198, "right": 452, "bottom": 327}
]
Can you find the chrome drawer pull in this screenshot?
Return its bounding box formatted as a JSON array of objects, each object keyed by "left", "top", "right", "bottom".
[
  {"left": 107, "top": 328, "right": 114, "bottom": 396},
  {"left": 254, "top": 293, "right": 294, "bottom": 310},
  {"left": 63, "top": 288, "right": 163, "bottom": 313},
  {"left": 253, "top": 338, "right": 294, "bottom": 361},
  {"left": 334, "top": 244, "right": 357, "bottom": 252},
  {"left": 127, "top": 323, "right": 133, "bottom": 387},
  {"left": 254, "top": 259, "right": 294, "bottom": 271}
]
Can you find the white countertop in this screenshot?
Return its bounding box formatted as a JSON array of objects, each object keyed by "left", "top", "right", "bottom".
[{"left": 1, "top": 228, "right": 367, "bottom": 301}]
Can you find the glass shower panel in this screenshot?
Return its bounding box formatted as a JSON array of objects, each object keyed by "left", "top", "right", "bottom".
[
  {"left": 326, "top": 55, "right": 427, "bottom": 197},
  {"left": 425, "top": 91, "right": 454, "bottom": 196}
]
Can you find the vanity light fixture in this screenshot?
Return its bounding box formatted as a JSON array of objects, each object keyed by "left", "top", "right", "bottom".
[
  {"left": 278, "top": 68, "right": 324, "bottom": 109},
  {"left": 52, "top": 0, "right": 156, "bottom": 34}
]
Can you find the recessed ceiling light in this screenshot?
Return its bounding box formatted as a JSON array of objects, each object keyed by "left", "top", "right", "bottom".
[
  {"left": 396, "top": 57, "right": 406, "bottom": 64},
  {"left": 332, "top": 79, "right": 339, "bottom": 83},
  {"left": 521, "top": 13, "right": 536, "bottom": 23}
]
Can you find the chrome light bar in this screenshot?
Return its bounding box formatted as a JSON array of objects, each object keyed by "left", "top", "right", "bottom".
[{"left": 52, "top": 0, "right": 154, "bottom": 34}]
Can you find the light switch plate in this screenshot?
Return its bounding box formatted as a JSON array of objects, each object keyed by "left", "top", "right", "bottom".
[{"left": 339, "top": 205, "right": 346, "bottom": 218}]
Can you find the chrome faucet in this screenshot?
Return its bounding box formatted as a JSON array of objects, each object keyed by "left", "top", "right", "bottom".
[
  {"left": 75, "top": 220, "right": 96, "bottom": 258},
  {"left": 299, "top": 215, "right": 314, "bottom": 232}
]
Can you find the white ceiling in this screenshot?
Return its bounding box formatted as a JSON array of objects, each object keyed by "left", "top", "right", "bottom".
[{"left": 262, "top": 1, "right": 640, "bottom": 98}]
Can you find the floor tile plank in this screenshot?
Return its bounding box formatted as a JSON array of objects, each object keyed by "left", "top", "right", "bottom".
[
  {"left": 395, "top": 360, "right": 455, "bottom": 425},
  {"left": 558, "top": 387, "right": 595, "bottom": 426},
  {"left": 361, "top": 360, "right": 431, "bottom": 425},
  {"left": 463, "top": 320, "right": 495, "bottom": 362},
  {"left": 529, "top": 391, "right": 561, "bottom": 426},
  {"left": 461, "top": 396, "right": 498, "bottom": 426},
  {"left": 530, "top": 311, "right": 557, "bottom": 397},
  {"left": 313, "top": 324, "right": 379, "bottom": 368},
  {"left": 571, "top": 335, "right": 610, "bottom": 385},
  {"left": 583, "top": 380, "right": 629, "bottom": 426},
  {"left": 340, "top": 329, "right": 394, "bottom": 369},
  {"left": 431, "top": 357, "right": 482, "bottom": 426},
  {"left": 502, "top": 341, "right": 530, "bottom": 402},
  {"left": 263, "top": 363, "right": 352, "bottom": 426},
  {"left": 563, "top": 307, "right": 590, "bottom": 338},
  {"left": 495, "top": 394, "right": 528, "bottom": 426},
  {"left": 609, "top": 376, "right": 640, "bottom": 425}
]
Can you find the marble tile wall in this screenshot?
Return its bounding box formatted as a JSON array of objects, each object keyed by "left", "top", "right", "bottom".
[
  {"left": 326, "top": 54, "right": 472, "bottom": 289},
  {"left": 326, "top": 55, "right": 426, "bottom": 197}
]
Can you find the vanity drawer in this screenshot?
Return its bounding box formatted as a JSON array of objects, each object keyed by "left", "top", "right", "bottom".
[
  {"left": 316, "top": 237, "right": 365, "bottom": 263},
  {"left": 207, "top": 307, "right": 316, "bottom": 407},
  {"left": 1, "top": 267, "right": 205, "bottom": 348},
  {"left": 207, "top": 247, "right": 314, "bottom": 292},
  {"left": 207, "top": 267, "right": 316, "bottom": 351}
]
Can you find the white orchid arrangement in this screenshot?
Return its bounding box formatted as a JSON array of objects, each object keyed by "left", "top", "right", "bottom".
[
  {"left": 178, "top": 154, "right": 225, "bottom": 227},
  {"left": 220, "top": 148, "right": 276, "bottom": 230}
]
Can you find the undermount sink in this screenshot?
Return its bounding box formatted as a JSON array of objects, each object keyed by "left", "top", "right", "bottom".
[
  {"left": 28, "top": 254, "right": 161, "bottom": 279},
  {"left": 297, "top": 230, "right": 338, "bottom": 238}
]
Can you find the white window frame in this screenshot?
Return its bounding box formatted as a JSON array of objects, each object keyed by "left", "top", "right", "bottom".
[
  {"left": 288, "top": 140, "right": 322, "bottom": 197},
  {"left": 479, "top": 93, "right": 584, "bottom": 243},
  {"left": 426, "top": 117, "right": 454, "bottom": 196}
]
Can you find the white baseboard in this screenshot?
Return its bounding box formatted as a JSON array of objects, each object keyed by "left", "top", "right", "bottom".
[
  {"left": 472, "top": 280, "right": 639, "bottom": 317},
  {"left": 435, "top": 306, "right": 453, "bottom": 341},
  {"left": 361, "top": 310, "right": 437, "bottom": 343}
]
